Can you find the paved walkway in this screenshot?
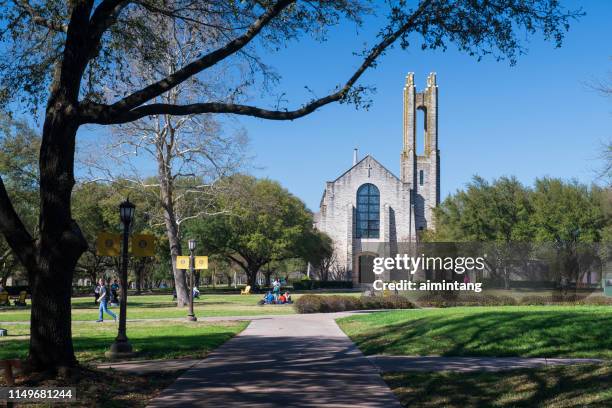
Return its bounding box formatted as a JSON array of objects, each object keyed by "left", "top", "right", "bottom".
[{"left": 146, "top": 313, "right": 403, "bottom": 408}]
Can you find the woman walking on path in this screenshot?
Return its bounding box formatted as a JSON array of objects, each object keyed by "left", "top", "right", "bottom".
[{"left": 96, "top": 278, "right": 117, "bottom": 323}]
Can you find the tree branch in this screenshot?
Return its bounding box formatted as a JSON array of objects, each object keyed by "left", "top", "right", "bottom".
[
  {"left": 87, "top": 0, "right": 294, "bottom": 119},
  {"left": 0, "top": 176, "right": 37, "bottom": 271},
  {"left": 88, "top": 0, "right": 132, "bottom": 52},
  {"left": 14, "top": 0, "right": 68, "bottom": 32},
  {"left": 81, "top": 0, "right": 433, "bottom": 125}
]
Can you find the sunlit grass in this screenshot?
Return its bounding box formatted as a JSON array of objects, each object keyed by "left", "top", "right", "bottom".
[
  {"left": 0, "top": 320, "right": 248, "bottom": 363},
  {"left": 337, "top": 306, "right": 612, "bottom": 358}
]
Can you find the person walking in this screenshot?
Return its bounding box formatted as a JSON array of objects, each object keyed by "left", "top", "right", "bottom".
[{"left": 96, "top": 278, "right": 117, "bottom": 323}]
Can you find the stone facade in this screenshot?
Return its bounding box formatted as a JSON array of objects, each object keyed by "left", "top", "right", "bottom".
[{"left": 313, "top": 72, "right": 440, "bottom": 285}]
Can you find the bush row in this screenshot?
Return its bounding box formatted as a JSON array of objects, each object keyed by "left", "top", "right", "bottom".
[
  {"left": 294, "top": 294, "right": 414, "bottom": 313},
  {"left": 291, "top": 281, "right": 353, "bottom": 290},
  {"left": 414, "top": 292, "right": 612, "bottom": 307}
]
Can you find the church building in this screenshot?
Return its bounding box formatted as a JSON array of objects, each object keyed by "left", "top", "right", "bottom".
[{"left": 313, "top": 72, "right": 440, "bottom": 285}]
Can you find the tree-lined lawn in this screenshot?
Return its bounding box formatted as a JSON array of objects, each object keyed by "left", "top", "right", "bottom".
[
  {"left": 0, "top": 294, "right": 298, "bottom": 322},
  {"left": 337, "top": 306, "right": 612, "bottom": 358},
  {"left": 0, "top": 320, "right": 248, "bottom": 363},
  {"left": 384, "top": 363, "right": 612, "bottom": 408}
]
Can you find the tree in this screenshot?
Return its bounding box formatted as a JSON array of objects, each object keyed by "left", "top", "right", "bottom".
[
  {"left": 0, "top": 115, "right": 40, "bottom": 286},
  {"left": 430, "top": 176, "right": 533, "bottom": 287},
  {"left": 0, "top": 0, "right": 582, "bottom": 372},
  {"left": 81, "top": 18, "right": 248, "bottom": 306},
  {"left": 190, "top": 175, "right": 314, "bottom": 287}
]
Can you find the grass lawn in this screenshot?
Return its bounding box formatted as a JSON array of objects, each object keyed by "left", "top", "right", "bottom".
[
  {"left": 384, "top": 363, "right": 612, "bottom": 408},
  {"left": 0, "top": 293, "right": 298, "bottom": 322},
  {"left": 0, "top": 292, "right": 362, "bottom": 322},
  {"left": 0, "top": 320, "right": 248, "bottom": 363},
  {"left": 337, "top": 306, "right": 612, "bottom": 358}
]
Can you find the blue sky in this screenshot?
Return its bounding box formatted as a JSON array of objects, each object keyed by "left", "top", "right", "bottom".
[
  {"left": 71, "top": 1, "right": 611, "bottom": 211},
  {"left": 232, "top": 0, "right": 611, "bottom": 210}
]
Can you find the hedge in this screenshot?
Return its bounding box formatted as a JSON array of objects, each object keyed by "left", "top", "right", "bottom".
[
  {"left": 294, "top": 294, "right": 414, "bottom": 313},
  {"left": 414, "top": 292, "right": 612, "bottom": 307}
]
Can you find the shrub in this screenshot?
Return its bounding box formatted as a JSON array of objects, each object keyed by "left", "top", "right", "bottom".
[
  {"left": 579, "top": 296, "right": 612, "bottom": 306},
  {"left": 294, "top": 295, "right": 324, "bottom": 313},
  {"left": 415, "top": 292, "right": 518, "bottom": 307},
  {"left": 518, "top": 294, "right": 606, "bottom": 306},
  {"left": 292, "top": 280, "right": 354, "bottom": 290},
  {"left": 293, "top": 294, "right": 414, "bottom": 313}
]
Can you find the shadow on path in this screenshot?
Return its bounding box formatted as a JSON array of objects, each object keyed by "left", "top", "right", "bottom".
[{"left": 147, "top": 314, "right": 402, "bottom": 408}]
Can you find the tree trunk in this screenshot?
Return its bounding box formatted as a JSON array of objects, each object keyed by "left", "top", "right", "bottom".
[
  {"left": 158, "top": 145, "right": 188, "bottom": 306},
  {"left": 264, "top": 270, "right": 272, "bottom": 287},
  {"left": 246, "top": 268, "right": 259, "bottom": 288},
  {"left": 29, "top": 99, "right": 87, "bottom": 371}
]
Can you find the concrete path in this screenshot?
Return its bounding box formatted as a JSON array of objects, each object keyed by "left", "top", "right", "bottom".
[
  {"left": 98, "top": 354, "right": 604, "bottom": 376},
  {"left": 368, "top": 356, "right": 603, "bottom": 373},
  {"left": 146, "top": 314, "right": 403, "bottom": 408}
]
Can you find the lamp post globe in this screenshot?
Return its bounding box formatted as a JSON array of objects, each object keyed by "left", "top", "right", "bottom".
[
  {"left": 188, "top": 239, "right": 196, "bottom": 251},
  {"left": 119, "top": 198, "right": 136, "bottom": 226}
]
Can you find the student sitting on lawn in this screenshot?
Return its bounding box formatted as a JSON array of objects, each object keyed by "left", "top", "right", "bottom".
[{"left": 258, "top": 291, "right": 275, "bottom": 305}]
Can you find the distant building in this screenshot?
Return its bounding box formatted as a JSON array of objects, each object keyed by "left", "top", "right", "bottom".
[{"left": 314, "top": 73, "right": 440, "bottom": 285}]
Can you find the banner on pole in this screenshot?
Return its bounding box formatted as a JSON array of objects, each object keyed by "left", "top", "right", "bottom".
[
  {"left": 194, "top": 256, "right": 208, "bottom": 270},
  {"left": 131, "top": 234, "right": 156, "bottom": 257},
  {"left": 175, "top": 256, "right": 190, "bottom": 270},
  {"left": 96, "top": 233, "right": 121, "bottom": 257}
]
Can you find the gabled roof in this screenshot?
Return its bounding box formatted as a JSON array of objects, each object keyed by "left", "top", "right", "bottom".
[
  {"left": 319, "top": 155, "right": 401, "bottom": 208},
  {"left": 330, "top": 154, "right": 400, "bottom": 183}
]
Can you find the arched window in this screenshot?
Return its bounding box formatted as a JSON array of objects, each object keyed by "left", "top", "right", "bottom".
[{"left": 356, "top": 183, "right": 380, "bottom": 238}]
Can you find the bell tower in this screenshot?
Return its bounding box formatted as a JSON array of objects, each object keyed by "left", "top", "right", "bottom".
[{"left": 401, "top": 72, "right": 440, "bottom": 232}]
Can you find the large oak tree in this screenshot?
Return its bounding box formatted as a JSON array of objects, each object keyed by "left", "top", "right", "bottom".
[{"left": 0, "top": 0, "right": 581, "bottom": 372}]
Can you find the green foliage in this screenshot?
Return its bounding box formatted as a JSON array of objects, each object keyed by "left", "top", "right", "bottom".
[
  {"left": 187, "top": 175, "right": 317, "bottom": 282},
  {"left": 430, "top": 176, "right": 607, "bottom": 244},
  {"left": 0, "top": 115, "right": 40, "bottom": 283}
]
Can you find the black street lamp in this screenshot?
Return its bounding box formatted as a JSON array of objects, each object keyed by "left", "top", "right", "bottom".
[
  {"left": 187, "top": 239, "right": 197, "bottom": 321},
  {"left": 109, "top": 198, "right": 135, "bottom": 356}
]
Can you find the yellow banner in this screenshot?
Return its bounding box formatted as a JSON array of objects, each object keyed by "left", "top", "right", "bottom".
[
  {"left": 176, "top": 256, "right": 190, "bottom": 270},
  {"left": 194, "top": 256, "right": 208, "bottom": 270},
  {"left": 96, "top": 233, "right": 121, "bottom": 257},
  {"left": 131, "top": 234, "right": 156, "bottom": 257}
]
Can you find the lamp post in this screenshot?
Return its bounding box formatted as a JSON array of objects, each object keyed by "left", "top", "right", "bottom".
[
  {"left": 109, "top": 198, "right": 135, "bottom": 356},
  {"left": 187, "top": 239, "right": 197, "bottom": 321}
]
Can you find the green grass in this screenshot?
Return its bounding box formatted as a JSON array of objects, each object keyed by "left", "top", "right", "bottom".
[
  {"left": 384, "top": 364, "right": 612, "bottom": 408},
  {"left": 0, "top": 320, "right": 248, "bottom": 363},
  {"left": 337, "top": 306, "right": 612, "bottom": 358},
  {"left": 0, "top": 293, "right": 300, "bottom": 322},
  {"left": 0, "top": 293, "right": 362, "bottom": 322}
]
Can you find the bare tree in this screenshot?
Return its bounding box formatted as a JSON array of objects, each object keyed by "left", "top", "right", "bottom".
[{"left": 81, "top": 18, "right": 248, "bottom": 306}]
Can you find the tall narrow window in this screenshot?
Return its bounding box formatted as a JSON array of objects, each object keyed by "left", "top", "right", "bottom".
[
  {"left": 416, "top": 107, "right": 427, "bottom": 155},
  {"left": 419, "top": 170, "right": 424, "bottom": 186},
  {"left": 356, "top": 183, "right": 380, "bottom": 238}
]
